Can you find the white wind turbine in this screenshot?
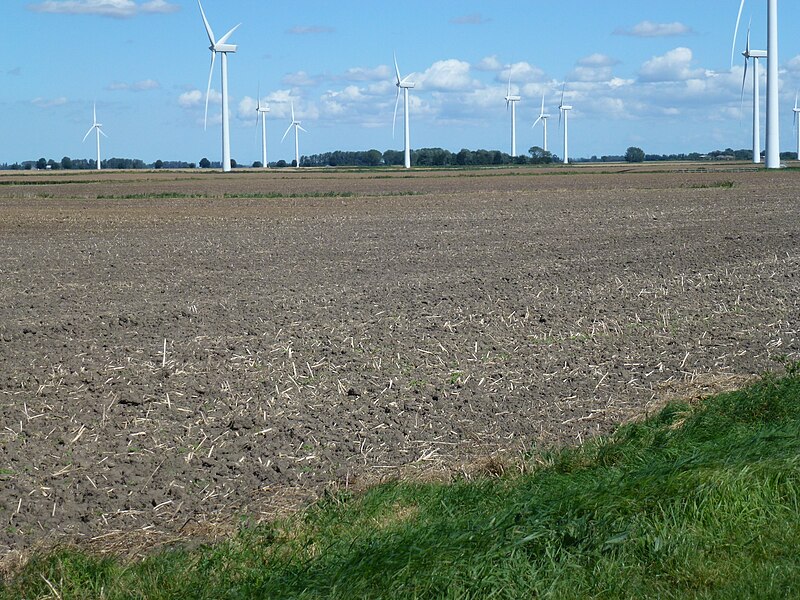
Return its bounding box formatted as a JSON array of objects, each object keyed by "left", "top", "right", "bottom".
[
  {"left": 198, "top": 0, "right": 240, "bottom": 173},
  {"left": 558, "top": 84, "right": 573, "bottom": 165},
  {"left": 82, "top": 103, "right": 107, "bottom": 171},
  {"left": 733, "top": 0, "right": 780, "bottom": 169},
  {"left": 504, "top": 76, "right": 521, "bottom": 157},
  {"left": 393, "top": 54, "right": 415, "bottom": 169},
  {"left": 255, "top": 87, "right": 270, "bottom": 169},
  {"left": 739, "top": 21, "right": 767, "bottom": 163},
  {"left": 793, "top": 93, "right": 800, "bottom": 159},
  {"left": 281, "top": 102, "right": 307, "bottom": 168},
  {"left": 532, "top": 93, "right": 550, "bottom": 153}
]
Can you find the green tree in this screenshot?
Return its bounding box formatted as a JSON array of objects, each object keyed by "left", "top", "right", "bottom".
[
  {"left": 154, "top": 160, "right": 164, "bottom": 169},
  {"left": 364, "top": 149, "right": 383, "bottom": 166},
  {"left": 625, "top": 147, "right": 645, "bottom": 163},
  {"left": 36, "top": 158, "right": 47, "bottom": 170},
  {"left": 61, "top": 156, "right": 73, "bottom": 169},
  {"left": 199, "top": 157, "right": 211, "bottom": 168},
  {"left": 252, "top": 161, "right": 263, "bottom": 168},
  {"left": 529, "top": 146, "right": 553, "bottom": 164}
]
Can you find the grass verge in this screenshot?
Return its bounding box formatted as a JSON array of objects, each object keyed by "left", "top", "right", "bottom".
[{"left": 3, "top": 366, "right": 800, "bottom": 599}]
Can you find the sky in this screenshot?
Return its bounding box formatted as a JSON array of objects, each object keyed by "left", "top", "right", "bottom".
[{"left": 3, "top": 0, "right": 800, "bottom": 165}]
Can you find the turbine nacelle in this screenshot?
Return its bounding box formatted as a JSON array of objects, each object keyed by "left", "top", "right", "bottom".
[{"left": 212, "top": 42, "right": 238, "bottom": 53}]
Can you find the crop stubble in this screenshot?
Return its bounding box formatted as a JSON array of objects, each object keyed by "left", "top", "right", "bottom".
[{"left": 0, "top": 166, "right": 797, "bottom": 556}]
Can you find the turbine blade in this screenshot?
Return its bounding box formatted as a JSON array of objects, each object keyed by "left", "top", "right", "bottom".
[
  {"left": 560, "top": 83, "right": 565, "bottom": 108},
  {"left": 392, "top": 87, "right": 401, "bottom": 139},
  {"left": 795, "top": 91, "right": 798, "bottom": 111},
  {"left": 507, "top": 74, "right": 511, "bottom": 97},
  {"left": 197, "top": 0, "right": 216, "bottom": 45},
  {"left": 745, "top": 19, "right": 752, "bottom": 55},
  {"left": 99, "top": 128, "right": 108, "bottom": 138},
  {"left": 532, "top": 115, "right": 542, "bottom": 129},
  {"left": 298, "top": 125, "right": 308, "bottom": 133},
  {"left": 540, "top": 92, "right": 545, "bottom": 116},
  {"left": 291, "top": 102, "right": 295, "bottom": 122},
  {"left": 741, "top": 56, "right": 748, "bottom": 109},
  {"left": 82, "top": 126, "right": 94, "bottom": 142},
  {"left": 731, "top": 0, "right": 745, "bottom": 69},
  {"left": 204, "top": 51, "right": 216, "bottom": 130},
  {"left": 218, "top": 23, "right": 240, "bottom": 45},
  {"left": 394, "top": 53, "right": 401, "bottom": 84},
  {"left": 281, "top": 123, "right": 293, "bottom": 142},
  {"left": 93, "top": 103, "right": 97, "bottom": 125}
]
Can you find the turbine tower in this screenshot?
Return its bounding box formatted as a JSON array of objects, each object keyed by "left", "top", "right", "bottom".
[
  {"left": 393, "top": 54, "right": 415, "bottom": 169},
  {"left": 532, "top": 93, "right": 550, "bottom": 153},
  {"left": 198, "top": 0, "right": 240, "bottom": 173},
  {"left": 733, "top": 0, "right": 780, "bottom": 169},
  {"left": 740, "top": 21, "right": 767, "bottom": 163},
  {"left": 793, "top": 93, "right": 800, "bottom": 160},
  {"left": 256, "top": 88, "right": 270, "bottom": 169},
  {"left": 505, "top": 76, "right": 521, "bottom": 157},
  {"left": 82, "top": 103, "right": 107, "bottom": 171},
  {"left": 281, "top": 102, "right": 307, "bottom": 168},
  {"left": 558, "top": 85, "right": 573, "bottom": 165}
]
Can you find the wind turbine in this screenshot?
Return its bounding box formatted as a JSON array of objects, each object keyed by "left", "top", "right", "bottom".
[
  {"left": 793, "top": 93, "right": 800, "bottom": 159},
  {"left": 198, "top": 0, "right": 240, "bottom": 173},
  {"left": 532, "top": 93, "right": 550, "bottom": 153},
  {"left": 255, "top": 87, "right": 270, "bottom": 169},
  {"left": 733, "top": 0, "right": 779, "bottom": 168},
  {"left": 281, "top": 102, "right": 307, "bottom": 168},
  {"left": 558, "top": 84, "right": 573, "bottom": 165},
  {"left": 82, "top": 103, "right": 107, "bottom": 171},
  {"left": 393, "top": 54, "right": 415, "bottom": 169},
  {"left": 740, "top": 21, "right": 767, "bottom": 163},
  {"left": 505, "top": 76, "right": 521, "bottom": 157}
]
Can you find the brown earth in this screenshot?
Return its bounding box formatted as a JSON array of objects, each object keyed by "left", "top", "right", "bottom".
[{"left": 0, "top": 165, "right": 798, "bottom": 558}]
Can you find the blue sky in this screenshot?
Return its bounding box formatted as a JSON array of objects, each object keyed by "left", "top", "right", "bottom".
[{"left": 3, "top": 0, "right": 800, "bottom": 165}]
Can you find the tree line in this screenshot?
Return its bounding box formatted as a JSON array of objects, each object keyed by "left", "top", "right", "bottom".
[{"left": 3, "top": 146, "right": 796, "bottom": 171}]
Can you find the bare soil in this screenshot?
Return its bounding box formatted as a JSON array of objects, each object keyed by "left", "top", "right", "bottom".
[{"left": 0, "top": 165, "right": 797, "bottom": 557}]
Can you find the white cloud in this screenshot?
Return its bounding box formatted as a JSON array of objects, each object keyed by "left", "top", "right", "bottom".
[
  {"left": 237, "top": 96, "right": 261, "bottom": 121},
  {"left": 178, "top": 90, "right": 202, "bottom": 108},
  {"left": 475, "top": 55, "right": 502, "bottom": 72},
  {"left": 500, "top": 62, "right": 544, "bottom": 84},
  {"left": 615, "top": 21, "right": 693, "bottom": 38},
  {"left": 31, "top": 96, "right": 68, "bottom": 108},
  {"left": 282, "top": 71, "right": 318, "bottom": 87},
  {"left": 639, "top": 48, "right": 702, "bottom": 82},
  {"left": 342, "top": 65, "right": 391, "bottom": 82},
  {"left": 28, "top": 0, "right": 179, "bottom": 18},
  {"left": 578, "top": 54, "right": 619, "bottom": 68},
  {"left": 450, "top": 13, "right": 490, "bottom": 25},
  {"left": 107, "top": 79, "right": 160, "bottom": 92},
  {"left": 418, "top": 59, "right": 478, "bottom": 91},
  {"left": 286, "top": 25, "right": 335, "bottom": 35},
  {"left": 786, "top": 55, "right": 800, "bottom": 73}
]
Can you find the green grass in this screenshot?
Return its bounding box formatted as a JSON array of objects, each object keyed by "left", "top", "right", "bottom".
[{"left": 4, "top": 366, "right": 800, "bottom": 599}]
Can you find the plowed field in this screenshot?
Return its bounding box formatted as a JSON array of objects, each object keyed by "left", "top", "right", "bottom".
[{"left": 1, "top": 165, "right": 797, "bottom": 556}]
